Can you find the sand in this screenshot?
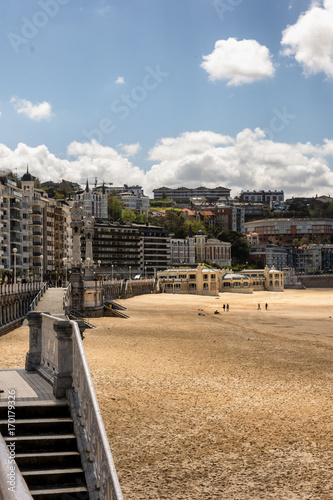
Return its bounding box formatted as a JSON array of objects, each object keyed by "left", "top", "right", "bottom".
[{"left": 1, "top": 289, "right": 333, "bottom": 499}]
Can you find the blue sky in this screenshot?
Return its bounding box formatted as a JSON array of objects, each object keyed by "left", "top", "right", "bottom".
[{"left": 1, "top": 0, "right": 333, "bottom": 197}]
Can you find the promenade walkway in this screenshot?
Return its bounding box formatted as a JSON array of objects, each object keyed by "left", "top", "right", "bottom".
[{"left": 33, "top": 287, "right": 67, "bottom": 318}]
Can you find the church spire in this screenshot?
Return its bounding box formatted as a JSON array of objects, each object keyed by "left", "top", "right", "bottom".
[{"left": 85, "top": 179, "right": 89, "bottom": 193}]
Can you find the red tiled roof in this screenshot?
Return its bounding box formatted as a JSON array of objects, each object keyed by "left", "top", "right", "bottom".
[{"left": 182, "top": 208, "right": 196, "bottom": 216}]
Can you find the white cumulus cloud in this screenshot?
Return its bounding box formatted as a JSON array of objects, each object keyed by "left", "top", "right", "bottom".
[
  {"left": 281, "top": 0, "right": 333, "bottom": 77},
  {"left": 1, "top": 132, "right": 333, "bottom": 199},
  {"left": 115, "top": 76, "right": 125, "bottom": 84},
  {"left": 201, "top": 38, "right": 275, "bottom": 86},
  {"left": 145, "top": 129, "right": 333, "bottom": 197},
  {"left": 117, "top": 142, "right": 141, "bottom": 157},
  {"left": 10, "top": 97, "right": 52, "bottom": 121}
]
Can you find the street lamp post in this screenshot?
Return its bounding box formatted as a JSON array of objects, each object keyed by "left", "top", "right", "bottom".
[
  {"left": 62, "top": 257, "right": 68, "bottom": 287},
  {"left": 40, "top": 255, "right": 43, "bottom": 284},
  {"left": 111, "top": 264, "right": 114, "bottom": 281},
  {"left": 129, "top": 265, "right": 131, "bottom": 280},
  {"left": 13, "top": 248, "right": 17, "bottom": 285}
]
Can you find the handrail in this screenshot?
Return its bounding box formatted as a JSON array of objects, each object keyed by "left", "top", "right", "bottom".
[
  {"left": 0, "top": 433, "right": 33, "bottom": 500},
  {"left": 70, "top": 320, "right": 123, "bottom": 499},
  {"left": 28, "top": 283, "right": 47, "bottom": 312}
]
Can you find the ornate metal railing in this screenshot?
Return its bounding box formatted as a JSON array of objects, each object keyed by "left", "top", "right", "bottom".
[{"left": 28, "top": 282, "right": 48, "bottom": 312}]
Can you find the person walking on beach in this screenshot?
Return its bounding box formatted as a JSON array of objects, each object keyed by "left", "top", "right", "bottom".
[
  {"left": 226, "top": 304, "right": 229, "bottom": 312},
  {"left": 265, "top": 303, "right": 268, "bottom": 310},
  {"left": 257, "top": 303, "right": 261, "bottom": 310},
  {"left": 223, "top": 304, "right": 225, "bottom": 312}
]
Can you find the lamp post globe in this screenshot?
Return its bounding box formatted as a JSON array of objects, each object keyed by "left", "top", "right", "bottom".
[{"left": 13, "top": 248, "right": 17, "bottom": 285}]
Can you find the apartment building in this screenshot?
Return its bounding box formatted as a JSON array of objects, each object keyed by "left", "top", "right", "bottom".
[
  {"left": 0, "top": 173, "right": 25, "bottom": 277},
  {"left": 118, "top": 191, "right": 150, "bottom": 215},
  {"left": 85, "top": 221, "right": 170, "bottom": 277},
  {"left": 245, "top": 218, "right": 333, "bottom": 244},
  {"left": 87, "top": 222, "right": 142, "bottom": 276},
  {"left": 170, "top": 238, "right": 195, "bottom": 266},
  {"left": 249, "top": 243, "right": 332, "bottom": 273},
  {"left": 194, "top": 230, "right": 231, "bottom": 267},
  {"left": 153, "top": 186, "right": 231, "bottom": 202},
  {"left": 249, "top": 245, "right": 289, "bottom": 269},
  {"left": 214, "top": 204, "right": 245, "bottom": 233},
  {"left": 21, "top": 170, "right": 70, "bottom": 280},
  {"left": 240, "top": 190, "right": 284, "bottom": 204},
  {"left": 0, "top": 169, "right": 70, "bottom": 282},
  {"left": 133, "top": 224, "right": 170, "bottom": 276}
]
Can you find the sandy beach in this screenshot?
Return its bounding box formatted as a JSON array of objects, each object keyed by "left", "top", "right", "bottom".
[{"left": 1, "top": 289, "right": 333, "bottom": 499}]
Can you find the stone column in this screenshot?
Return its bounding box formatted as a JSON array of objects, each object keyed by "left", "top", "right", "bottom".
[
  {"left": 69, "top": 269, "right": 85, "bottom": 313},
  {"left": 72, "top": 225, "right": 83, "bottom": 267},
  {"left": 85, "top": 230, "right": 94, "bottom": 261},
  {"left": 25, "top": 312, "right": 42, "bottom": 371},
  {"left": 53, "top": 320, "right": 73, "bottom": 398}
]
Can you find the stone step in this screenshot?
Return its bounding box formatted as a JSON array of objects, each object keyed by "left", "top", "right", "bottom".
[
  {"left": 21, "top": 468, "right": 86, "bottom": 489},
  {"left": 0, "top": 417, "right": 73, "bottom": 436},
  {"left": 28, "top": 485, "right": 88, "bottom": 500},
  {"left": 0, "top": 401, "right": 69, "bottom": 420},
  {"left": 4, "top": 434, "right": 77, "bottom": 453},
  {"left": 15, "top": 451, "right": 82, "bottom": 471}
]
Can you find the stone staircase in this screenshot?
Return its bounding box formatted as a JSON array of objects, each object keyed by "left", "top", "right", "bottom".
[{"left": 0, "top": 401, "right": 88, "bottom": 499}]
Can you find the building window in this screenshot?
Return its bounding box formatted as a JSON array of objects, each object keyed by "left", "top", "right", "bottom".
[
  {"left": 203, "top": 274, "right": 208, "bottom": 281},
  {"left": 234, "top": 282, "right": 240, "bottom": 287},
  {"left": 165, "top": 284, "right": 173, "bottom": 289},
  {"left": 174, "top": 283, "right": 181, "bottom": 290},
  {"left": 211, "top": 274, "right": 216, "bottom": 280},
  {"left": 223, "top": 282, "right": 230, "bottom": 287},
  {"left": 189, "top": 274, "right": 196, "bottom": 280},
  {"left": 203, "top": 283, "right": 209, "bottom": 289},
  {"left": 189, "top": 283, "right": 196, "bottom": 290}
]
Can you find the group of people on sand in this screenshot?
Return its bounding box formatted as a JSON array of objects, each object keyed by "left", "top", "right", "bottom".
[
  {"left": 257, "top": 303, "right": 268, "bottom": 310},
  {"left": 213, "top": 303, "right": 269, "bottom": 315}
]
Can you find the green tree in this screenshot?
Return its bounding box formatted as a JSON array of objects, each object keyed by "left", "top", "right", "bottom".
[
  {"left": 122, "top": 208, "right": 137, "bottom": 222},
  {"left": 108, "top": 196, "right": 122, "bottom": 220},
  {"left": 183, "top": 219, "right": 206, "bottom": 236}
]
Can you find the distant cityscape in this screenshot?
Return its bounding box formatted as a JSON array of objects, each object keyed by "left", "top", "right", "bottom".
[{"left": 1, "top": 168, "right": 333, "bottom": 284}]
